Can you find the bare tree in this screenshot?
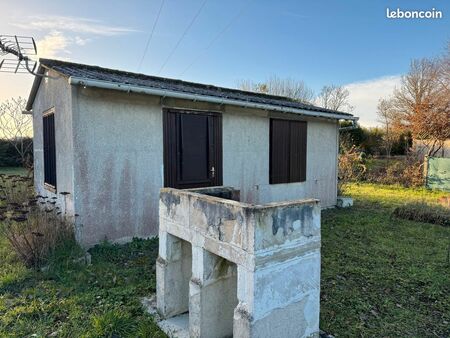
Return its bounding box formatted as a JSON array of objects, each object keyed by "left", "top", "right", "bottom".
[
  {"left": 439, "top": 41, "right": 450, "bottom": 91},
  {"left": 238, "top": 75, "right": 315, "bottom": 104},
  {"left": 317, "top": 85, "right": 353, "bottom": 112},
  {"left": 0, "top": 97, "right": 33, "bottom": 166},
  {"left": 391, "top": 56, "right": 450, "bottom": 157},
  {"left": 377, "top": 98, "right": 397, "bottom": 157}
]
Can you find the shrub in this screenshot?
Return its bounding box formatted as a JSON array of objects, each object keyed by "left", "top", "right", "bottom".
[
  {"left": 0, "top": 174, "right": 76, "bottom": 268},
  {"left": 392, "top": 202, "right": 450, "bottom": 226},
  {"left": 338, "top": 145, "right": 366, "bottom": 193},
  {"left": 391, "top": 131, "right": 413, "bottom": 155},
  {"left": 340, "top": 122, "right": 413, "bottom": 156},
  {"left": 401, "top": 156, "right": 424, "bottom": 187},
  {"left": 0, "top": 138, "right": 33, "bottom": 167},
  {"left": 364, "top": 153, "right": 424, "bottom": 188}
]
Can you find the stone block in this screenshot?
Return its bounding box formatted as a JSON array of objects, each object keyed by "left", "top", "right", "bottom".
[{"left": 336, "top": 196, "right": 353, "bottom": 208}]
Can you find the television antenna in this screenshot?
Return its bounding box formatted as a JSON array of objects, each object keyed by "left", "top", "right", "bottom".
[{"left": 0, "top": 35, "right": 43, "bottom": 77}]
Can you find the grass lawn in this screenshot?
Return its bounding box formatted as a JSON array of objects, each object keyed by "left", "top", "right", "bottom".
[
  {"left": 0, "top": 167, "right": 28, "bottom": 176},
  {"left": 0, "top": 182, "right": 449, "bottom": 337},
  {"left": 0, "top": 238, "right": 166, "bottom": 337},
  {"left": 321, "top": 183, "right": 450, "bottom": 337}
]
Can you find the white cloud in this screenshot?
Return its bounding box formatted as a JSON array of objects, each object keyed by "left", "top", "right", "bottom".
[
  {"left": 345, "top": 75, "right": 402, "bottom": 127},
  {"left": 9, "top": 15, "right": 136, "bottom": 61},
  {"left": 13, "top": 15, "right": 137, "bottom": 36},
  {"left": 36, "top": 31, "right": 71, "bottom": 59},
  {"left": 74, "top": 36, "right": 91, "bottom": 46},
  {"left": 34, "top": 31, "right": 97, "bottom": 60}
]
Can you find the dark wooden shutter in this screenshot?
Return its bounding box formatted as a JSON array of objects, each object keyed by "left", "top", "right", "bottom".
[
  {"left": 289, "top": 120, "right": 307, "bottom": 182},
  {"left": 163, "top": 109, "right": 222, "bottom": 189},
  {"left": 270, "top": 119, "right": 307, "bottom": 184},
  {"left": 270, "top": 119, "right": 290, "bottom": 184},
  {"left": 43, "top": 112, "right": 57, "bottom": 189}
]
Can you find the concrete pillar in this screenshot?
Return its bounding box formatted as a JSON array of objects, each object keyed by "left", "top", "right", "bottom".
[
  {"left": 156, "top": 231, "right": 192, "bottom": 318},
  {"left": 233, "top": 265, "right": 254, "bottom": 337},
  {"left": 233, "top": 252, "right": 321, "bottom": 338},
  {"left": 189, "top": 246, "right": 238, "bottom": 338}
]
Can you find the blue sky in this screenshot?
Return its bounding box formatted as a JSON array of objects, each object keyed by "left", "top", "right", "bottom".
[{"left": 1, "top": 0, "right": 449, "bottom": 125}]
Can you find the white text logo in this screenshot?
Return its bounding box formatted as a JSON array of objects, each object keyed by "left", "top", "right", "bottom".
[{"left": 386, "top": 8, "right": 443, "bottom": 19}]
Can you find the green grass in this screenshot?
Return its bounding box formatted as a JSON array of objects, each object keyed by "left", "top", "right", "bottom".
[
  {"left": 0, "top": 238, "right": 166, "bottom": 337},
  {"left": 343, "top": 182, "right": 447, "bottom": 207},
  {"left": 1, "top": 182, "right": 449, "bottom": 337},
  {"left": 0, "top": 167, "right": 28, "bottom": 176},
  {"left": 321, "top": 183, "right": 450, "bottom": 337}
]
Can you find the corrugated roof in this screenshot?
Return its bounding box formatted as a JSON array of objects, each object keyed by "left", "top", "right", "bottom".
[{"left": 26, "top": 59, "right": 355, "bottom": 120}]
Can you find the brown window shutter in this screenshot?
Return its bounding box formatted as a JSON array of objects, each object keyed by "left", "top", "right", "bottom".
[
  {"left": 289, "top": 120, "right": 307, "bottom": 182},
  {"left": 270, "top": 119, "right": 290, "bottom": 184},
  {"left": 43, "top": 111, "right": 57, "bottom": 189},
  {"left": 270, "top": 119, "right": 307, "bottom": 184}
]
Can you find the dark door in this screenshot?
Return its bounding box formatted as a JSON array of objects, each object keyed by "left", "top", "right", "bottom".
[{"left": 163, "top": 109, "right": 222, "bottom": 189}]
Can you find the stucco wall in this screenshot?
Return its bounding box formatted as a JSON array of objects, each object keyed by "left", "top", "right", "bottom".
[
  {"left": 32, "top": 70, "right": 76, "bottom": 215},
  {"left": 32, "top": 84, "right": 339, "bottom": 245},
  {"left": 222, "top": 108, "right": 338, "bottom": 207},
  {"left": 71, "top": 88, "right": 163, "bottom": 245}
]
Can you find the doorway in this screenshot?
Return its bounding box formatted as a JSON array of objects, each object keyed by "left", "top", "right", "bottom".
[{"left": 163, "top": 109, "right": 222, "bottom": 189}]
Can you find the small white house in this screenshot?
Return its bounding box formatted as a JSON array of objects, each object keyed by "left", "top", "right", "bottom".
[{"left": 25, "top": 59, "right": 356, "bottom": 246}]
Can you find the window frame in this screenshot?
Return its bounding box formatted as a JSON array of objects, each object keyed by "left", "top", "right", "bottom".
[
  {"left": 43, "top": 107, "right": 57, "bottom": 192},
  {"left": 269, "top": 118, "right": 307, "bottom": 184}
]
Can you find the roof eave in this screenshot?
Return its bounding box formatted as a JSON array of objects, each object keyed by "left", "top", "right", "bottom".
[
  {"left": 24, "top": 65, "right": 45, "bottom": 112},
  {"left": 68, "top": 76, "right": 357, "bottom": 121}
]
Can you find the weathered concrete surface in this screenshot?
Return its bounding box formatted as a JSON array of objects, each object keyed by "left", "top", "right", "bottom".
[
  {"left": 32, "top": 81, "right": 163, "bottom": 246},
  {"left": 141, "top": 295, "right": 190, "bottom": 338},
  {"left": 144, "top": 299, "right": 334, "bottom": 338},
  {"left": 222, "top": 108, "right": 339, "bottom": 207},
  {"left": 32, "top": 69, "right": 76, "bottom": 217},
  {"left": 71, "top": 88, "right": 162, "bottom": 245},
  {"left": 189, "top": 247, "right": 237, "bottom": 338},
  {"left": 157, "top": 233, "right": 191, "bottom": 318},
  {"left": 188, "top": 186, "right": 240, "bottom": 202},
  {"left": 157, "top": 187, "right": 321, "bottom": 338},
  {"left": 158, "top": 313, "right": 190, "bottom": 338},
  {"left": 336, "top": 196, "right": 353, "bottom": 208}
]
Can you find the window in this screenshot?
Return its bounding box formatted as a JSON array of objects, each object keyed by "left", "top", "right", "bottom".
[
  {"left": 43, "top": 109, "right": 57, "bottom": 190},
  {"left": 270, "top": 119, "right": 307, "bottom": 184}
]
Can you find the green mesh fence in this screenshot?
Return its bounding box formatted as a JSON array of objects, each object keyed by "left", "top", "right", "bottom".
[{"left": 426, "top": 157, "right": 450, "bottom": 192}]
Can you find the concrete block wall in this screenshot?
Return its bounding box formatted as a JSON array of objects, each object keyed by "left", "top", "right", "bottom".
[{"left": 157, "top": 187, "right": 321, "bottom": 338}]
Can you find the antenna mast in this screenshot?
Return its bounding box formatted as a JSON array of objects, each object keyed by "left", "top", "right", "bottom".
[{"left": 0, "top": 35, "right": 41, "bottom": 76}]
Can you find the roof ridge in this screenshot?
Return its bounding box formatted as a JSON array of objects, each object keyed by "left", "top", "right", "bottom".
[
  {"left": 38, "top": 58, "right": 347, "bottom": 114},
  {"left": 28, "top": 58, "right": 354, "bottom": 119}
]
